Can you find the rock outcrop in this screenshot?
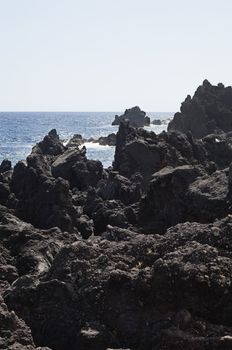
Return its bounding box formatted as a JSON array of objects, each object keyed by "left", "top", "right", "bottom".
[
  {"left": 112, "top": 106, "right": 150, "bottom": 127},
  {"left": 113, "top": 121, "right": 232, "bottom": 184},
  {"left": 168, "top": 80, "right": 232, "bottom": 138},
  {"left": 139, "top": 166, "right": 230, "bottom": 233},
  {"left": 2, "top": 81, "right": 232, "bottom": 349}
]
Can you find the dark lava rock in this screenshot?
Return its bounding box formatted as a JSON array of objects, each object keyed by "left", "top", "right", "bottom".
[
  {"left": 51, "top": 147, "right": 103, "bottom": 190},
  {"left": 9, "top": 132, "right": 76, "bottom": 231},
  {"left": 2, "top": 108, "right": 232, "bottom": 350},
  {"left": 97, "top": 171, "right": 142, "bottom": 205},
  {"left": 84, "top": 193, "right": 131, "bottom": 234},
  {"left": 0, "top": 295, "right": 51, "bottom": 349},
  {"left": 66, "top": 134, "right": 85, "bottom": 147},
  {"left": 112, "top": 106, "right": 150, "bottom": 127},
  {"left": 0, "top": 182, "right": 10, "bottom": 206},
  {"left": 0, "top": 159, "right": 12, "bottom": 173},
  {"left": 96, "top": 133, "right": 116, "bottom": 146},
  {"left": 0, "top": 205, "right": 78, "bottom": 279},
  {"left": 5, "top": 218, "right": 232, "bottom": 350},
  {"left": 75, "top": 215, "right": 94, "bottom": 239},
  {"left": 168, "top": 80, "right": 232, "bottom": 138},
  {"left": 66, "top": 133, "right": 116, "bottom": 147},
  {"left": 11, "top": 162, "right": 75, "bottom": 231},
  {"left": 139, "top": 166, "right": 230, "bottom": 233},
  {"left": 151, "top": 119, "right": 162, "bottom": 125},
  {"left": 8, "top": 130, "right": 104, "bottom": 231},
  {"left": 113, "top": 121, "right": 232, "bottom": 185}
]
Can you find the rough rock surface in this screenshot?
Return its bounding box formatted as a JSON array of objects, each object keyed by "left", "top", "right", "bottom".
[
  {"left": 4, "top": 219, "right": 232, "bottom": 350},
  {"left": 168, "top": 80, "right": 232, "bottom": 138},
  {"left": 0, "top": 295, "right": 51, "bottom": 350},
  {"left": 113, "top": 121, "right": 232, "bottom": 184},
  {"left": 2, "top": 84, "right": 232, "bottom": 349},
  {"left": 0, "top": 160, "right": 12, "bottom": 174},
  {"left": 112, "top": 106, "right": 150, "bottom": 127},
  {"left": 139, "top": 166, "right": 230, "bottom": 233}
]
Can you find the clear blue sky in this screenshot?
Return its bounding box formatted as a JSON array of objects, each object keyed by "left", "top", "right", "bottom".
[{"left": 0, "top": 0, "right": 231, "bottom": 111}]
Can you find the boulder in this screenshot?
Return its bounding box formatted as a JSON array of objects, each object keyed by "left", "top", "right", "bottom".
[
  {"left": 139, "top": 166, "right": 230, "bottom": 233},
  {"left": 51, "top": 147, "right": 103, "bottom": 190},
  {"left": 112, "top": 106, "right": 150, "bottom": 127},
  {"left": 152, "top": 119, "right": 162, "bottom": 125}
]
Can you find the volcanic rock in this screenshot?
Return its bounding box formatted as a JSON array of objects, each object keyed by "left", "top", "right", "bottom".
[
  {"left": 0, "top": 159, "right": 12, "bottom": 173},
  {"left": 96, "top": 133, "right": 116, "bottom": 146},
  {"left": 168, "top": 80, "right": 232, "bottom": 138},
  {"left": 112, "top": 106, "right": 150, "bottom": 127},
  {"left": 113, "top": 121, "right": 232, "bottom": 185},
  {"left": 151, "top": 119, "right": 162, "bottom": 125},
  {"left": 2, "top": 92, "right": 232, "bottom": 350},
  {"left": 5, "top": 218, "right": 232, "bottom": 350}
]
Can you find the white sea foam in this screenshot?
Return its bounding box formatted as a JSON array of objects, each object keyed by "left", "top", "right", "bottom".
[{"left": 83, "top": 142, "right": 114, "bottom": 150}]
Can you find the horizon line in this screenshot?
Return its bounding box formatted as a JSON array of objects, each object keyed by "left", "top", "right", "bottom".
[{"left": 0, "top": 110, "right": 175, "bottom": 113}]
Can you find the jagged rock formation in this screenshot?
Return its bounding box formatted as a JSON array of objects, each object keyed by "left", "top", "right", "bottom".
[
  {"left": 113, "top": 121, "right": 232, "bottom": 184},
  {"left": 2, "top": 82, "right": 232, "bottom": 349},
  {"left": 112, "top": 106, "right": 150, "bottom": 127},
  {"left": 168, "top": 80, "right": 232, "bottom": 138}
]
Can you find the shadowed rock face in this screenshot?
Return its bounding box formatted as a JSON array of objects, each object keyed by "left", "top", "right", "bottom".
[
  {"left": 168, "top": 80, "right": 232, "bottom": 138},
  {"left": 2, "top": 85, "right": 232, "bottom": 349},
  {"left": 0, "top": 294, "right": 51, "bottom": 350},
  {"left": 113, "top": 121, "right": 232, "bottom": 185},
  {"left": 112, "top": 106, "right": 150, "bottom": 127},
  {"left": 139, "top": 166, "right": 230, "bottom": 234},
  {"left": 0, "top": 159, "right": 12, "bottom": 174}
]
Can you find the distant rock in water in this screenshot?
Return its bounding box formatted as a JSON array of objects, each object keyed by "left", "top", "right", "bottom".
[
  {"left": 67, "top": 133, "right": 116, "bottom": 147},
  {"left": 152, "top": 119, "right": 162, "bottom": 125},
  {"left": 168, "top": 80, "right": 232, "bottom": 138},
  {"left": 66, "top": 134, "right": 84, "bottom": 147},
  {"left": 112, "top": 106, "right": 150, "bottom": 127},
  {"left": 94, "top": 133, "right": 116, "bottom": 146}
]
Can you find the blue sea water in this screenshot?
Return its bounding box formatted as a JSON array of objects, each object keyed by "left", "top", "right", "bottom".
[{"left": 0, "top": 112, "right": 173, "bottom": 168}]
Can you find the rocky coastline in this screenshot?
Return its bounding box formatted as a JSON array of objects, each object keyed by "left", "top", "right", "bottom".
[{"left": 1, "top": 81, "right": 232, "bottom": 349}]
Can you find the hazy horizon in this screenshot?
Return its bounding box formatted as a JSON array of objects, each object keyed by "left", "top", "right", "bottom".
[
  {"left": 0, "top": 0, "right": 231, "bottom": 111},
  {"left": 0, "top": 110, "right": 174, "bottom": 113}
]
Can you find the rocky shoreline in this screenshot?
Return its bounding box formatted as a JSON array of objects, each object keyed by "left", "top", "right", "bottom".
[{"left": 1, "top": 81, "right": 232, "bottom": 349}]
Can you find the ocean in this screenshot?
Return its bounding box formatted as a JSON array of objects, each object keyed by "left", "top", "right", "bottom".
[{"left": 0, "top": 112, "right": 173, "bottom": 168}]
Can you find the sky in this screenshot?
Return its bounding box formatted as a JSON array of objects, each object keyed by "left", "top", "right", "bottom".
[{"left": 0, "top": 0, "right": 232, "bottom": 112}]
